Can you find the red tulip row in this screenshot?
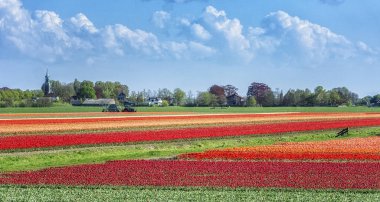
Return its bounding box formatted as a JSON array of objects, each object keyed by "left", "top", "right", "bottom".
[
  {"left": 1, "top": 118, "right": 380, "bottom": 150},
  {"left": 1, "top": 160, "right": 379, "bottom": 189},
  {"left": 179, "top": 151, "right": 380, "bottom": 161}
]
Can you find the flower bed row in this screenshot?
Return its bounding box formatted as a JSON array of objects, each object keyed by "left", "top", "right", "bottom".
[
  {"left": 0, "top": 113, "right": 306, "bottom": 125},
  {"left": 1, "top": 160, "right": 379, "bottom": 189},
  {"left": 3, "top": 113, "right": 380, "bottom": 135},
  {"left": 1, "top": 118, "right": 380, "bottom": 150},
  {"left": 1, "top": 112, "right": 375, "bottom": 125},
  {"left": 179, "top": 136, "right": 380, "bottom": 161},
  {"left": 180, "top": 151, "right": 380, "bottom": 161}
]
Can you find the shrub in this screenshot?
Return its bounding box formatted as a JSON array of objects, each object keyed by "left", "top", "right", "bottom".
[{"left": 161, "top": 100, "right": 169, "bottom": 107}]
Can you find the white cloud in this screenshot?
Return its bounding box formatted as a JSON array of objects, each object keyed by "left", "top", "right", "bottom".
[
  {"left": 1, "top": 1, "right": 377, "bottom": 66},
  {"left": 202, "top": 6, "right": 252, "bottom": 61},
  {"left": 152, "top": 10, "right": 170, "bottom": 29},
  {"left": 102, "top": 26, "right": 124, "bottom": 55},
  {"left": 0, "top": 0, "right": 217, "bottom": 62},
  {"left": 191, "top": 23, "right": 211, "bottom": 40},
  {"left": 254, "top": 10, "right": 357, "bottom": 60},
  {"left": 162, "top": 40, "right": 215, "bottom": 59},
  {"left": 188, "top": 41, "right": 215, "bottom": 57},
  {"left": 70, "top": 13, "right": 98, "bottom": 34},
  {"left": 34, "top": 10, "right": 70, "bottom": 43},
  {"left": 0, "top": 0, "right": 92, "bottom": 62},
  {"left": 356, "top": 41, "right": 377, "bottom": 54},
  {"left": 113, "top": 24, "right": 161, "bottom": 55},
  {"left": 162, "top": 41, "right": 187, "bottom": 59}
]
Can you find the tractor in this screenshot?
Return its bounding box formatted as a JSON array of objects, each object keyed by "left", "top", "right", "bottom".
[
  {"left": 122, "top": 101, "right": 137, "bottom": 112},
  {"left": 102, "top": 102, "right": 137, "bottom": 112},
  {"left": 102, "top": 104, "right": 121, "bottom": 112}
]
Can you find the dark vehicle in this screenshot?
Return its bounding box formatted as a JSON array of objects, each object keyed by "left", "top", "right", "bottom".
[
  {"left": 122, "top": 101, "right": 137, "bottom": 112},
  {"left": 102, "top": 102, "right": 136, "bottom": 112},
  {"left": 102, "top": 104, "right": 121, "bottom": 112}
]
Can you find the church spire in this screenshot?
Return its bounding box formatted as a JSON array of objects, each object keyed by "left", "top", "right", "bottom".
[{"left": 43, "top": 69, "right": 50, "bottom": 96}]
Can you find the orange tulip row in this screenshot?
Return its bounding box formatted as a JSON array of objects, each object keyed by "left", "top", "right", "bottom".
[{"left": 179, "top": 136, "right": 380, "bottom": 161}]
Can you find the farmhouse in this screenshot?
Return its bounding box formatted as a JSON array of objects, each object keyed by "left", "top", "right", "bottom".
[
  {"left": 117, "top": 92, "right": 127, "bottom": 102},
  {"left": 82, "top": 99, "right": 116, "bottom": 106},
  {"left": 147, "top": 97, "right": 163, "bottom": 106}
]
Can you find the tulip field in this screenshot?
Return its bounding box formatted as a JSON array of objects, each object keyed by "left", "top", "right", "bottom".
[{"left": 1, "top": 109, "right": 380, "bottom": 201}]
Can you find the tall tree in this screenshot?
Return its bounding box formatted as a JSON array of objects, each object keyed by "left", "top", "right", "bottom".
[
  {"left": 173, "top": 88, "right": 186, "bottom": 106},
  {"left": 50, "top": 80, "right": 75, "bottom": 102},
  {"left": 247, "top": 82, "right": 274, "bottom": 107},
  {"left": 78, "top": 80, "right": 96, "bottom": 99},
  {"left": 223, "top": 85, "right": 238, "bottom": 97},
  {"left": 157, "top": 88, "right": 173, "bottom": 101},
  {"left": 371, "top": 94, "right": 380, "bottom": 105},
  {"left": 282, "top": 89, "right": 296, "bottom": 106},
  {"left": 73, "top": 79, "right": 81, "bottom": 97},
  {"left": 209, "top": 85, "right": 226, "bottom": 106},
  {"left": 196, "top": 92, "right": 216, "bottom": 107},
  {"left": 313, "top": 86, "right": 326, "bottom": 106},
  {"left": 328, "top": 90, "right": 341, "bottom": 106},
  {"left": 246, "top": 96, "right": 257, "bottom": 107},
  {"left": 331, "top": 87, "right": 351, "bottom": 105}
]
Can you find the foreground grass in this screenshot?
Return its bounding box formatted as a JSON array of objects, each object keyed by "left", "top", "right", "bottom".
[
  {"left": 1, "top": 105, "right": 380, "bottom": 114},
  {"left": 0, "top": 185, "right": 379, "bottom": 202},
  {"left": 1, "top": 127, "right": 379, "bottom": 172}
]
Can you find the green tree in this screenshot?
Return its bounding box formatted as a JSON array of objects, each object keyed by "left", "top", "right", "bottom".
[
  {"left": 173, "top": 88, "right": 186, "bottom": 106},
  {"left": 73, "top": 79, "right": 81, "bottom": 97},
  {"left": 209, "top": 85, "right": 226, "bottom": 106},
  {"left": 224, "top": 84, "right": 238, "bottom": 97},
  {"left": 79, "top": 80, "right": 96, "bottom": 99},
  {"left": 328, "top": 90, "right": 341, "bottom": 106},
  {"left": 247, "top": 82, "right": 274, "bottom": 107},
  {"left": 161, "top": 100, "right": 169, "bottom": 107},
  {"left": 246, "top": 96, "right": 257, "bottom": 107},
  {"left": 282, "top": 90, "right": 295, "bottom": 106},
  {"left": 158, "top": 88, "right": 173, "bottom": 102},
  {"left": 136, "top": 92, "right": 144, "bottom": 104},
  {"left": 196, "top": 92, "right": 215, "bottom": 106},
  {"left": 313, "top": 86, "right": 326, "bottom": 106},
  {"left": 331, "top": 87, "right": 351, "bottom": 105},
  {"left": 371, "top": 94, "right": 380, "bottom": 106},
  {"left": 50, "top": 80, "right": 75, "bottom": 102}
]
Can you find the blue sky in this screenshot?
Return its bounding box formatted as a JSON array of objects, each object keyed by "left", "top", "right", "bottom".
[{"left": 0, "top": 0, "right": 379, "bottom": 96}]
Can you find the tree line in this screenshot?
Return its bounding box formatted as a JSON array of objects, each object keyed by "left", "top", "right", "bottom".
[{"left": 1, "top": 80, "right": 380, "bottom": 107}]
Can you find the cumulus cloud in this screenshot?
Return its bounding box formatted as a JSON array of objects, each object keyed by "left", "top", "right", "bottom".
[
  {"left": 0, "top": 1, "right": 377, "bottom": 66},
  {"left": 0, "top": 0, "right": 217, "bottom": 62},
  {"left": 0, "top": 0, "right": 80, "bottom": 62},
  {"left": 152, "top": 10, "right": 170, "bottom": 29},
  {"left": 191, "top": 23, "right": 211, "bottom": 40},
  {"left": 251, "top": 10, "right": 360, "bottom": 60},
  {"left": 113, "top": 24, "right": 161, "bottom": 55},
  {"left": 162, "top": 41, "right": 215, "bottom": 59},
  {"left": 203, "top": 6, "right": 253, "bottom": 61},
  {"left": 70, "top": 13, "right": 98, "bottom": 34}
]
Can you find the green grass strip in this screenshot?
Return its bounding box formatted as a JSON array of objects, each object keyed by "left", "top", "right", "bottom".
[
  {"left": 0, "top": 127, "right": 379, "bottom": 172},
  {"left": 0, "top": 185, "right": 379, "bottom": 202},
  {"left": 2, "top": 105, "right": 380, "bottom": 114}
]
